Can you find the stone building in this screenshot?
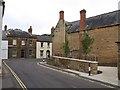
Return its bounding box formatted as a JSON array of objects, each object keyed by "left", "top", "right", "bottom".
[
  {"left": 51, "top": 9, "right": 120, "bottom": 66},
  {"left": 4, "top": 25, "right": 37, "bottom": 59}
]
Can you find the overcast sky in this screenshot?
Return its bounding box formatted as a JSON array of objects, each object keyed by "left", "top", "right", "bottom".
[{"left": 2, "top": 0, "right": 120, "bottom": 35}]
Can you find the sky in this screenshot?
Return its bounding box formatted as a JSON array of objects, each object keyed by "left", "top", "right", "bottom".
[{"left": 2, "top": 0, "right": 120, "bottom": 35}]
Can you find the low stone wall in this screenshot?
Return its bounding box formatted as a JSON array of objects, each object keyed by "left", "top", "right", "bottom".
[{"left": 51, "top": 56, "right": 98, "bottom": 74}]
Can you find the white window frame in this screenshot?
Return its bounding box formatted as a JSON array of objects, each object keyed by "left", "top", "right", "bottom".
[
  {"left": 13, "top": 39, "right": 17, "bottom": 45},
  {"left": 21, "top": 40, "right": 25, "bottom": 45}
]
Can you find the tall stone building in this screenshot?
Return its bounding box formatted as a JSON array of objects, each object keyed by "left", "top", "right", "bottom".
[
  {"left": 4, "top": 25, "right": 37, "bottom": 59},
  {"left": 52, "top": 9, "right": 120, "bottom": 66}
]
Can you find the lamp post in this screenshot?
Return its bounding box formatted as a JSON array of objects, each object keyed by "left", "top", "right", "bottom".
[{"left": 0, "top": 0, "right": 5, "bottom": 75}]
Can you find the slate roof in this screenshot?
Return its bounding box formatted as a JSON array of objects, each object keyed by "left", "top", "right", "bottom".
[
  {"left": 36, "top": 34, "right": 52, "bottom": 42},
  {"left": 2, "top": 29, "right": 35, "bottom": 40},
  {"left": 67, "top": 10, "right": 120, "bottom": 33},
  {"left": 7, "top": 29, "right": 31, "bottom": 37}
]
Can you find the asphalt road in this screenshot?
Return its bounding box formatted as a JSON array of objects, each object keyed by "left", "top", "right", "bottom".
[{"left": 5, "top": 59, "right": 109, "bottom": 88}]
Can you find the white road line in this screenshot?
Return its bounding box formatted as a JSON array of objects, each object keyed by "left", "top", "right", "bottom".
[{"left": 3, "top": 61, "right": 28, "bottom": 90}]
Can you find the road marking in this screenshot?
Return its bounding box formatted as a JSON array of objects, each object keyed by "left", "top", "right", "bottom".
[{"left": 3, "top": 61, "right": 28, "bottom": 90}]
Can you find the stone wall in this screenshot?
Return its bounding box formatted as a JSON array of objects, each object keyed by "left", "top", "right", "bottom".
[
  {"left": 52, "top": 56, "right": 98, "bottom": 74},
  {"left": 88, "top": 25, "right": 118, "bottom": 65},
  {"left": 66, "top": 25, "right": 118, "bottom": 65},
  {"left": 52, "top": 19, "right": 66, "bottom": 56},
  {"left": 8, "top": 36, "right": 36, "bottom": 59}
]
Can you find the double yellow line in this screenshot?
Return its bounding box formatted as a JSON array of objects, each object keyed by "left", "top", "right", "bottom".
[{"left": 3, "top": 61, "right": 28, "bottom": 90}]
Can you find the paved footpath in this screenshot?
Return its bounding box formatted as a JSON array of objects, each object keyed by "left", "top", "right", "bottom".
[
  {"left": 39, "top": 62, "right": 120, "bottom": 88},
  {"left": 2, "top": 63, "right": 21, "bottom": 89}
]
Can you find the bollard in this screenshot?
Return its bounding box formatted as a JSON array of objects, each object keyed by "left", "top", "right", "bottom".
[{"left": 88, "top": 63, "right": 91, "bottom": 76}]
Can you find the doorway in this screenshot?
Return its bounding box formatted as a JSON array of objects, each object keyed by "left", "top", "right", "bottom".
[
  {"left": 46, "top": 50, "right": 50, "bottom": 58},
  {"left": 21, "top": 50, "right": 25, "bottom": 58}
]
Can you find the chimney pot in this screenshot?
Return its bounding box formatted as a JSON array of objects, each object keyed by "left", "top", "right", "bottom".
[
  {"left": 4, "top": 25, "right": 7, "bottom": 31},
  {"left": 59, "top": 10, "right": 64, "bottom": 20},
  {"left": 28, "top": 26, "right": 32, "bottom": 34}
]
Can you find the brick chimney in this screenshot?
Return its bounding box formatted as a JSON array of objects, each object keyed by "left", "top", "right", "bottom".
[
  {"left": 59, "top": 10, "right": 64, "bottom": 20},
  {"left": 28, "top": 26, "right": 32, "bottom": 34},
  {"left": 80, "top": 9, "right": 86, "bottom": 31},
  {"left": 4, "top": 25, "right": 7, "bottom": 31}
]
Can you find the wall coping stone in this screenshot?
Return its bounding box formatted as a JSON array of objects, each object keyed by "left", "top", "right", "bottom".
[{"left": 53, "top": 56, "right": 98, "bottom": 64}]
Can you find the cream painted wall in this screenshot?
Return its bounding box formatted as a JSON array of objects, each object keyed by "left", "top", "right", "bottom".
[
  {"left": 36, "top": 42, "right": 52, "bottom": 59},
  {"left": 2, "top": 40, "right": 8, "bottom": 59}
]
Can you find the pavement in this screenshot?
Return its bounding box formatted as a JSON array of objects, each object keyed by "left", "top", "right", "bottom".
[
  {"left": 2, "top": 62, "right": 21, "bottom": 89},
  {"left": 39, "top": 62, "right": 120, "bottom": 88}
]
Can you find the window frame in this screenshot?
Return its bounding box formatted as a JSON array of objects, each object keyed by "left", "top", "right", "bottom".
[
  {"left": 13, "top": 39, "right": 17, "bottom": 45},
  {"left": 40, "top": 50, "right": 44, "bottom": 57},
  {"left": 12, "top": 49, "right": 17, "bottom": 57},
  {"left": 21, "top": 40, "right": 25, "bottom": 46},
  {"left": 41, "top": 42, "right": 43, "bottom": 47}
]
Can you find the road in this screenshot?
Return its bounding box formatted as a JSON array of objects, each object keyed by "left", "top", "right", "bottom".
[{"left": 4, "top": 59, "right": 109, "bottom": 88}]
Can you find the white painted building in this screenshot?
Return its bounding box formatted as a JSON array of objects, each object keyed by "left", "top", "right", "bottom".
[
  {"left": 2, "top": 29, "right": 8, "bottom": 59},
  {"left": 2, "top": 40, "right": 8, "bottom": 59},
  {"left": 36, "top": 34, "right": 52, "bottom": 59},
  {"left": 119, "top": 1, "right": 120, "bottom": 10},
  {"left": 0, "top": 1, "right": 5, "bottom": 88}
]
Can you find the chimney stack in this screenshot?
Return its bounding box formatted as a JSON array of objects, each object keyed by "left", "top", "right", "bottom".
[
  {"left": 51, "top": 26, "right": 54, "bottom": 33},
  {"left": 28, "top": 26, "right": 32, "bottom": 34},
  {"left": 4, "top": 25, "right": 7, "bottom": 31},
  {"left": 59, "top": 10, "right": 64, "bottom": 20},
  {"left": 80, "top": 9, "right": 86, "bottom": 31}
]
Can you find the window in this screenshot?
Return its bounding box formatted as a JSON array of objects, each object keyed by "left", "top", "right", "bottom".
[
  {"left": 21, "top": 40, "right": 25, "bottom": 45},
  {"left": 12, "top": 49, "right": 17, "bottom": 57},
  {"left": 40, "top": 50, "right": 44, "bottom": 57},
  {"left": 29, "top": 40, "right": 32, "bottom": 46},
  {"left": 29, "top": 49, "right": 32, "bottom": 56},
  {"left": 41, "top": 42, "right": 43, "bottom": 47},
  {"left": 47, "top": 42, "right": 50, "bottom": 47},
  {"left": 13, "top": 39, "right": 17, "bottom": 45}
]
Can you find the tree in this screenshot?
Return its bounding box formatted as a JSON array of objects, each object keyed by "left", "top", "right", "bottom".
[
  {"left": 63, "top": 40, "right": 70, "bottom": 57},
  {"left": 82, "top": 31, "right": 94, "bottom": 59}
]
